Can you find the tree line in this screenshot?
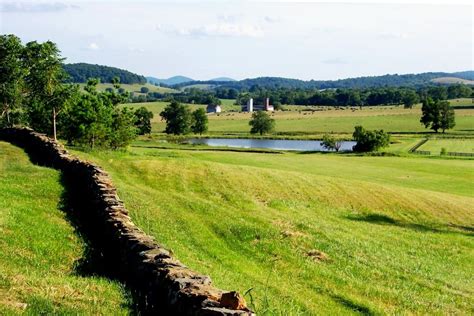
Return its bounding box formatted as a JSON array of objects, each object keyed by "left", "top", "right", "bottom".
[
  {"left": 0, "top": 35, "right": 153, "bottom": 149},
  {"left": 128, "top": 83, "right": 472, "bottom": 110},
  {"left": 169, "top": 71, "right": 473, "bottom": 90},
  {"left": 234, "top": 85, "right": 472, "bottom": 108}
]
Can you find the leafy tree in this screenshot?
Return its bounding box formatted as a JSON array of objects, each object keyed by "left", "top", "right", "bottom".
[
  {"left": 439, "top": 100, "right": 455, "bottom": 133},
  {"left": 62, "top": 79, "right": 113, "bottom": 148},
  {"left": 160, "top": 101, "right": 192, "bottom": 135},
  {"left": 352, "top": 126, "right": 390, "bottom": 152},
  {"left": 321, "top": 134, "right": 342, "bottom": 152},
  {"left": 134, "top": 106, "right": 154, "bottom": 135},
  {"left": 191, "top": 108, "right": 208, "bottom": 135},
  {"left": 0, "top": 34, "right": 25, "bottom": 127},
  {"left": 402, "top": 90, "right": 419, "bottom": 108},
  {"left": 22, "top": 40, "right": 76, "bottom": 140},
  {"left": 140, "top": 86, "right": 149, "bottom": 93},
  {"left": 420, "top": 97, "right": 441, "bottom": 133},
  {"left": 109, "top": 107, "right": 137, "bottom": 149},
  {"left": 249, "top": 111, "right": 275, "bottom": 135},
  {"left": 62, "top": 78, "right": 135, "bottom": 148}
]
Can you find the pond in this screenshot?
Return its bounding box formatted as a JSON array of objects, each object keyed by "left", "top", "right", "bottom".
[{"left": 188, "top": 138, "right": 356, "bottom": 152}]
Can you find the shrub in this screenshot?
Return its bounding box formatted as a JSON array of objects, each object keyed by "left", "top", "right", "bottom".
[
  {"left": 321, "top": 134, "right": 342, "bottom": 152},
  {"left": 352, "top": 126, "right": 390, "bottom": 152}
]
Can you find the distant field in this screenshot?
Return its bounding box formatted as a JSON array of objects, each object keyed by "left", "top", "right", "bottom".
[
  {"left": 181, "top": 83, "right": 216, "bottom": 90},
  {"left": 450, "top": 98, "right": 474, "bottom": 108},
  {"left": 122, "top": 99, "right": 474, "bottom": 137},
  {"left": 73, "top": 146, "right": 474, "bottom": 314},
  {"left": 79, "top": 82, "right": 178, "bottom": 95},
  {"left": 0, "top": 142, "right": 131, "bottom": 314},
  {"left": 431, "top": 77, "right": 474, "bottom": 85},
  {"left": 419, "top": 138, "right": 474, "bottom": 154}
]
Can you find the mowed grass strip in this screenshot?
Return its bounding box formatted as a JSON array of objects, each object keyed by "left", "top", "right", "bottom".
[
  {"left": 74, "top": 147, "right": 474, "bottom": 315},
  {"left": 0, "top": 142, "right": 131, "bottom": 314},
  {"left": 419, "top": 138, "right": 474, "bottom": 154}
]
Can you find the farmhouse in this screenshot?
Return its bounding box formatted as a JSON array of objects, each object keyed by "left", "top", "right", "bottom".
[
  {"left": 242, "top": 98, "right": 274, "bottom": 112},
  {"left": 206, "top": 104, "right": 222, "bottom": 113}
]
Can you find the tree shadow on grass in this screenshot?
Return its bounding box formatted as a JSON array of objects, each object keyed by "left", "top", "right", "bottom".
[{"left": 346, "top": 213, "right": 473, "bottom": 237}]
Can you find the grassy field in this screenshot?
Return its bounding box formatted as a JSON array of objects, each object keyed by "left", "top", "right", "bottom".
[
  {"left": 79, "top": 82, "right": 178, "bottom": 95},
  {"left": 121, "top": 99, "right": 474, "bottom": 137},
  {"left": 72, "top": 146, "right": 474, "bottom": 315},
  {"left": 419, "top": 138, "right": 474, "bottom": 154},
  {"left": 0, "top": 142, "right": 131, "bottom": 314}
]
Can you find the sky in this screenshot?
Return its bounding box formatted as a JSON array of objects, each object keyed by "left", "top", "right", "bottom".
[{"left": 0, "top": 0, "right": 472, "bottom": 80}]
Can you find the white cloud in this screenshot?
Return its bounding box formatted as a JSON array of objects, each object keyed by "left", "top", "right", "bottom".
[
  {"left": 217, "top": 14, "right": 244, "bottom": 23},
  {"left": 376, "top": 32, "right": 408, "bottom": 40},
  {"left": 88, "top": 43, "right": 99, "bottom": 50},
  {"left": 0, "top": 2, "right": 78, "bottom": 13},
  {"left": 128, "top": 47, "right": 145, "bottom": 53},
  {"left": 322, "top": 57, "right": 348, "bottom": 65},
  {"left": 264, "top": 16, "right": 281, "bottom": 23},
  {"left": 175, "top": 23, "right": 265, "bottom": 38}
]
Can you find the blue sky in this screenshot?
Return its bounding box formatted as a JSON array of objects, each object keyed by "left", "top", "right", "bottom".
[{"left": 1, "top": 0, "right": 472, "bottom": 80}]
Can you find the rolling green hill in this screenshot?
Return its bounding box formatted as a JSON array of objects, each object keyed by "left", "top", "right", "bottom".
[
  {"left": 64, "top": 63, "right": 146, "bottom": 84},
  {"left": 72, "top": 144, "right": 474, "bottom": 314}
]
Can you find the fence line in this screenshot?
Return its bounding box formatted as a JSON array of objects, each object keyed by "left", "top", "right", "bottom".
[
  {"left": 413, "top": 150, "right": 431, "bottom": 155},
  {"left": 409, "top": 138, "right": 429, "bottom": 153},
  {"left": 447, "top": 152, "right": 474, "bottom": 157}
]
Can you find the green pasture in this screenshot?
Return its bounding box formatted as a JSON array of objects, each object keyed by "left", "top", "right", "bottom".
[
  {"left": 419, "top": 138, "right": 474, "bottom": 154},
  {"left": 120, "top": 99, "right": 474, "bottom": 137},
  {"left": 72, "top": 146, "right": 474, "bottom": 315},
  {"left": 78, "top": 82, "right": 178, "bottom": 95},
  {"left": 0, "top": 142, "right": 131, "bottom": 314}
]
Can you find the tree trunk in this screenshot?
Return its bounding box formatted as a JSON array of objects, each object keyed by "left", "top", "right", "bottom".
[
  {"left": 6, "top": 108, "right": 10, "bottom": 127},
  {"left": 53, "top": 107, "right": 57, "bottom": 141}
]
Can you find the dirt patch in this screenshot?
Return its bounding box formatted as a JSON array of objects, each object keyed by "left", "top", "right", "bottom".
[{"left": 306, "top": 249, "right": 330, "bottom": 262}]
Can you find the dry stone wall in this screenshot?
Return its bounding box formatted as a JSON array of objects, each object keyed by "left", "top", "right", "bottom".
[{"left": 0, "top": 128, "right": 253, "bottom": 315}]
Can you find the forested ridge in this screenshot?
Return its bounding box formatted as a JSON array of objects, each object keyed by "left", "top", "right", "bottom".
[
  {"left": 64, "top": 63, "right": 146, "bottom": 84},
  {"left": 172, "top": 71, "right": 473, "bottom": 90}
]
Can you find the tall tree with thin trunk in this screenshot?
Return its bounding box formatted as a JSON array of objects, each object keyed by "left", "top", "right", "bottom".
[
  {"left": 22, "top": 40, "right": 75, "bottom": 140},
  {"left": 0, "top": 34, "right": 25, "bottom": 127}
]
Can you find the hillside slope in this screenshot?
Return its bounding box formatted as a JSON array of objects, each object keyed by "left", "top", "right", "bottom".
[
  {"left": 75, "top": 147, "right": 474, "bottom": 315},
  {"left": 0, "top": 142, "right": 131, "bottom": 314}
]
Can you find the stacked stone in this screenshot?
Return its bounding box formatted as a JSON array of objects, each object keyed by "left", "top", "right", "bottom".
[{"left": 0, "top": 128, "right": 253, "bottom": 316}]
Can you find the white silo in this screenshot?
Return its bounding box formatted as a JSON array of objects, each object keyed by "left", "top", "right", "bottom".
[{"left": 247, "top": 98, "right": 254, "bottom": 112}]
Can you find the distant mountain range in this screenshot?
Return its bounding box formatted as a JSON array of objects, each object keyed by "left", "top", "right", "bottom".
[
  {"left": 146, "top": 76, "right": 236, "bottom": 86},
  {"left": 147, "top": 76, "right": 194, "bottom": 86},
  {"left": 64, "top": 63, "right": 473, "bottom": 90}
]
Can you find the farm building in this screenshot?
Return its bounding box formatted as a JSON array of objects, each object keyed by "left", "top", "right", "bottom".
[
  {"left": 206, "top": 104, "right": 222, "bottom": 113},
  {"left": 241, "top": 98, "right": 274, "bottom": 112}
]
